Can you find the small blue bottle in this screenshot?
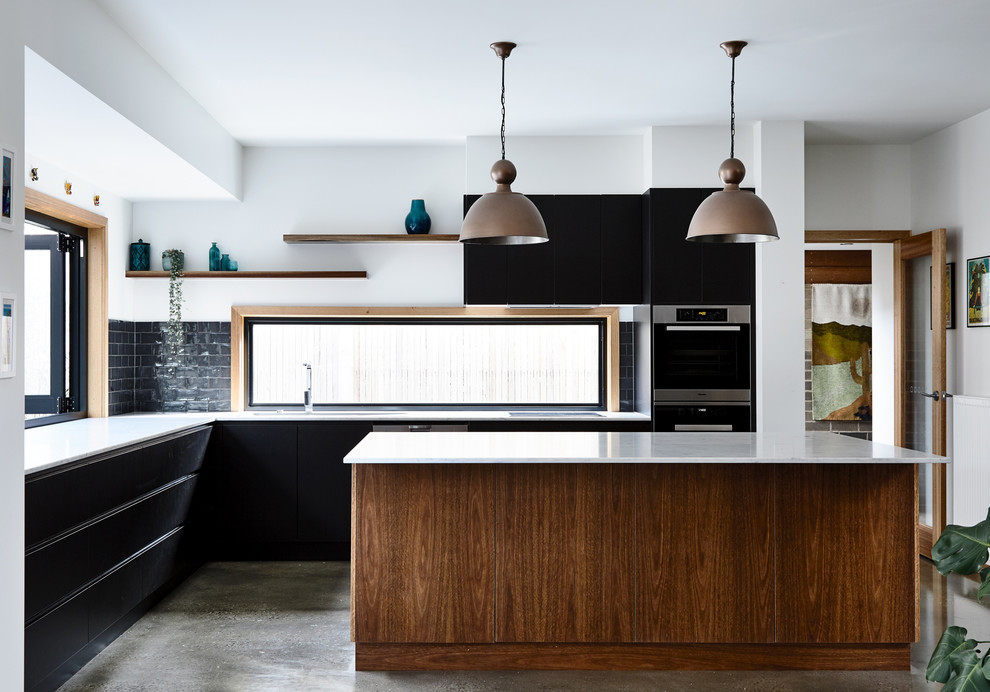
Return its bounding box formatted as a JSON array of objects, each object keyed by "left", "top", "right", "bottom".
[
  {"left": 404, "top": 199, "right": 431, "bottom": 235},
  {"left": 208, "top": 242, "right": 221, "bottom": 271}
]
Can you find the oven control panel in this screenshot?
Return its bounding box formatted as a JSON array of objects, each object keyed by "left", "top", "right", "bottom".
[{"left": 675, "top": 308, "right": 728, "bottom": 322}]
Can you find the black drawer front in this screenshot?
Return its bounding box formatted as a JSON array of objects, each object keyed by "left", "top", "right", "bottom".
[
  {"left": 26, "top": 475, "right": 199, "bottom": 623},
  {"left": 90, "top": 427, "right": 210, "bottom": 521},
  {"left": 25, "top": 426, "right": 210, "bottom": 548},
  {"left": 24, "top": 590, "right": 88, "bottom": 692}
]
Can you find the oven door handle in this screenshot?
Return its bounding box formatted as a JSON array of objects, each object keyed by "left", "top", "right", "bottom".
[{"left": 664, "top": 325, "right": 741, "bottom": 331}]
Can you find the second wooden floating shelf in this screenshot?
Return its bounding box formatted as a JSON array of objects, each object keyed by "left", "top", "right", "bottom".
[
  {"left": 283, "top": 234, "right": 460, "bottom": 244},
  {"left": 126, "top": 270, "right": 367, "bottom": 279}
]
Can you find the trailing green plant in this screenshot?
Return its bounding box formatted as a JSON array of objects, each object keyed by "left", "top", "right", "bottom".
[
  {"left": 927, "top": 508, "right": 990, "bottom": 690},
  {"left": 162, "top": 249, "right": 184, "bottom": 369}
]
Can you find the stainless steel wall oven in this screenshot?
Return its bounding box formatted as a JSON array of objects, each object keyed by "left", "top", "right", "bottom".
[{"left": 652, "top": 305, "right": 753, "bottom": 431}]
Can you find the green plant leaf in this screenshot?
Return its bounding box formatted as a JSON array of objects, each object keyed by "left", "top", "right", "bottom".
[
  {"left": 932, "top": 508, "right": 990, "bottom": 576},
  {"left": 929, "top": 626, "right": 977, "bottom": 682},
  {"left": 979, "top": 567, "right": 990, "bottom": 603},
  {"left": 942, "top": 646, "right": 990, "bottom": 692}
]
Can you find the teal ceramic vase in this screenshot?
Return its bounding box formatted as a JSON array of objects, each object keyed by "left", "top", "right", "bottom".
[{"left": 404, "top": 199, "right": 431, "bottom": 235}]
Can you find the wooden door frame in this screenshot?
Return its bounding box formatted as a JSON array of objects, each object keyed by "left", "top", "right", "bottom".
[
  {"left": 805, "top": 229, "right": 947, "bottom": 557},
  {"left": 25, "top": 188, "right": 109, "bottom": 417}
]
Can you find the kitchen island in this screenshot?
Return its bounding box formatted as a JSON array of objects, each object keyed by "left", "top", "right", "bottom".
[{"left": 346, "top": 431, "right": 946, "bottom": 671}]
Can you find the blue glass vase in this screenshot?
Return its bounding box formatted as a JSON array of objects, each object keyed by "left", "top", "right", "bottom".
[
  {"left": 404, "top": 199, "right": 431, "bottom": 235},
  {"left": 208, "top": 242, "right": 221, "bottom": 271}
]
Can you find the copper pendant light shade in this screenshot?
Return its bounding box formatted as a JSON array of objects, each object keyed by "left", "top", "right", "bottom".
[
  {"left": 460, "top": 42, "right": 548, "bottom": 245},
  {"left": 686, "top": 41, "right": 778, "bottom": 243}
]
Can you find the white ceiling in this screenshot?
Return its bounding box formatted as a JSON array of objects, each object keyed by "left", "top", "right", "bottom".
[
  {"left": 92, "top": 0, "right": 990, "bottom": 146},
  {"left": 25, "top": 49, "right": 235, "bottom": 201},
  {"left": 24, "top": 0, "right": 990, "bottom": 201}
]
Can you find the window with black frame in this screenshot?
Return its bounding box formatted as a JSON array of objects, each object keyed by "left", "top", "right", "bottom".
[
  {"left": 24, "top": 211, "right": 87, "bottom": 426},
  {"left": 246, "top": 317, "right": 606, "bottom": 409}
]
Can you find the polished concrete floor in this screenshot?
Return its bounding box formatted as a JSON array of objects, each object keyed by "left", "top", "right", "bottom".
[{"left": 59, "top": 559, "right": 988, "bottom": 691}]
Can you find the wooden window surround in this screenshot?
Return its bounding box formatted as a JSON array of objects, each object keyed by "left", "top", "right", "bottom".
[
  {"left": 25, "top": 189, "right": 109, "bottom": 417},
  {"left": 230, "top": 306, "right": 621, "bottom": 412}
]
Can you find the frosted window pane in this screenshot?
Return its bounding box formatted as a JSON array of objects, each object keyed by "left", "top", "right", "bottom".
[{"left": 250, "top": 322, "right": 602, "bottom": 406}]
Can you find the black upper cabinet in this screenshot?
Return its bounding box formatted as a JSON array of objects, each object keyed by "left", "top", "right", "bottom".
[
  {"left": 554, "top": 195, "right": 601, "bottom": 305},
  {"left": 506, "top": 195, "right": 555, "bottom": 304},
  {"left": 601, "top": 195, "right": 645, "bottom": 305},
  {"left": 648, "top": 188, "right": 754, "bottom": 305},
  {"left": 464, "top": 193, "right": 642, "bottom": 305},
  {"left": 462, "top": 195, "right": 508, "bottom": 305}
]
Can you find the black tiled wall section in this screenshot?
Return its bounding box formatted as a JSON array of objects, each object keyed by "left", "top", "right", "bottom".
[
  {"left": 619, "top": 321, "right": 635, "bottom": 412},
  {"left": 110, "top": 320, "right": 633, "bottom": 414},
  {"left": 107, "top": 320, "right": 231, "bottom": 415},
  {"left": 108, "top": 319, "right": 137, "bottom": 416}
]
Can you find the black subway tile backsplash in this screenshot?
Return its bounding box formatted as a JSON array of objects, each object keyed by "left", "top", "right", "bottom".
[{"left": 108, "top": 319, "right": 232, "bottom": 415}]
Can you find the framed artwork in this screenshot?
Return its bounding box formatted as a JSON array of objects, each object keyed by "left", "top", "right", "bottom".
[
  {"left": 967, "top": 256, "right": 990, "bottom": 327},
  {"left": 0, "top": 293, "right": 14, "bottom": 379},
  {"left": 1, "top": 145, "right": 13, "bottom": 230}
]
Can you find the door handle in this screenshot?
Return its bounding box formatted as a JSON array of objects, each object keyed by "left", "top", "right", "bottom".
[
  {"left": 917, "top": 390, "right": 941, "bottom": 401},
  {"left": 942, "top": 392, "right": 953, "bottom": 400}
]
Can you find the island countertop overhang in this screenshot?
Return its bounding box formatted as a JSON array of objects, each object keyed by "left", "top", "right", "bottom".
[{"left": 344, "top": 431, "right": 948, "bottom": 465}]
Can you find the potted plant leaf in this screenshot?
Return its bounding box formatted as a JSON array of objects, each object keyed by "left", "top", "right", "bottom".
[
  {"left": 161, "top": 249, "right": 184, "bottom": 370},
  {"left": 926, "top": 509, "right": 990, "bottom": 690}
]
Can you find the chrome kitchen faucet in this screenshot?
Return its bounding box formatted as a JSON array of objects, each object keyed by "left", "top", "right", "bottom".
[{"left": 303, "top": 363, "right": 313, "bottom": 412}]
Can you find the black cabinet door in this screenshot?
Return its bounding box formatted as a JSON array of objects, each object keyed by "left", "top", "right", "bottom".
[
  {"left": 649, "top": 188, "right": 705, "bottom": 304},
  {"left": 297, "top": 423, "right": 371, "bottom": 543},
  {"left": 463, "top": 195, "right": 508, "bottom": 305},
  {"left": 601, "top": 194, "right": 644, "bottom": 304},
  {"left": 220, "top": 423, "right": 298, "bottom": 542},
  {"left": 506, "top": 194, "right": 555, "bottom": 304},
  {"left": 701, "top": 218, "right": 755, "bottom": 306},
  {"left": 554, "top": 195, "right": 602, "bottom": 305}
]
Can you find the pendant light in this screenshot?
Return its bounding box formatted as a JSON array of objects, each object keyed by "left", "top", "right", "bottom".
[
  {"left": 686, "top": 41, "right": 778, "bottom": 243},
  {"left": 460, "top": 42, "right": 548, "bottom": 245}
]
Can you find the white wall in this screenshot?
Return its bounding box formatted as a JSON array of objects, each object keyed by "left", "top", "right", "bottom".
[
  {"left": 129, "top": 146, "right": 467, "bottom": 320},
  {"left": 912, "top": 107, "right": 990, "bottom": 400},
  {"left": 805, "top": 145, "right": 912, "bottom": 231},
  {"left": 465, "top": 135, "right": 645, "bottom": 194},
  {"left": 754, "top": 121, "right": 806, "bottom": 433},
  {"left": 0, "top": 4, "right": 25, "bottom": 685},
  {"left": 25, "top": 156, "right": 134, "bottom": 319},
  {"left": 647, "top": 125, "right": 754, "bottom": 188}
]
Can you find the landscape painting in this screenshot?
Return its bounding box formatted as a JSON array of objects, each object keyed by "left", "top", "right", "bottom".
[{"left": 811, "top": 284, "right": 872, "bottom": 421}]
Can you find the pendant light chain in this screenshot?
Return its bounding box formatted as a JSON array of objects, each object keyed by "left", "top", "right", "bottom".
[
  {"left": 729, "top": 54, "right": 736, "bottom": 159},
  {"left": 500, "top": 55, "right": 507, "bottom": 161}
]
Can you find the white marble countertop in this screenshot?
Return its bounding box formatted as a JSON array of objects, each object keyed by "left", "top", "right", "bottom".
[
  {"left": 25, "top": 414, "right": 214, "bottom": 475},
  {"left": 24, "top": 410, "right": 650, "bottom": 474},
  {"left": 214, "top": 410, "right": 649, "bottom": 422},
  {"left": 344, "top": 431, "right": 949, "bottom": 465}
]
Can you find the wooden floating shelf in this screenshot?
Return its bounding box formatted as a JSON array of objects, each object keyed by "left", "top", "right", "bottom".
[
  {"left": 126, "top": 270, "right": 367, "bottom": 279},
  {"left": 283, "top": 234, "right": 461, "bottom": 244}
]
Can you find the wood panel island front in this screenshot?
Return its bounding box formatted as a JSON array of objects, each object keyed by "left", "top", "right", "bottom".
[{"left": 346, "top": 431, "right": 946, "bottom": 671}]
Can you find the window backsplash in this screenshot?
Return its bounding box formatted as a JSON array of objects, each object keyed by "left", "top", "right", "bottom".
[{"left": 109, "top": 319, "right": 636, "bottom": 414}]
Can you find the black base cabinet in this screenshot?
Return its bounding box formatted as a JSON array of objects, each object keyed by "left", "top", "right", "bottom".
[
  {"left": 214, "top": 421, "right": 372, "bottom": 560},
  {"left": 24, "top": 426, "right": 211, "bottom": 692}
]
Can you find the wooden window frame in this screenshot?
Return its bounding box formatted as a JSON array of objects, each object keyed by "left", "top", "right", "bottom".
[
  {"left": 25, "top": 189, "right": 108, "bottom": 418},
  {"left": 230, "top": 306, "right": 621, "bottom": 412}
]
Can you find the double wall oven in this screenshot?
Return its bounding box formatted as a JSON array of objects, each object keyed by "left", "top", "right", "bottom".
[{"left": 652, "top": 305, "right": 753, "bottom": 432}]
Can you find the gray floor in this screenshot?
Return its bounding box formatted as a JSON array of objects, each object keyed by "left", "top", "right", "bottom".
[{"left": 58, "top": 559, "right": 988, "bottom": 691}]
